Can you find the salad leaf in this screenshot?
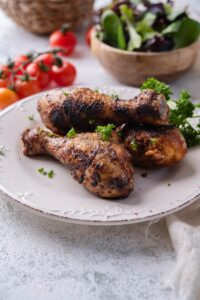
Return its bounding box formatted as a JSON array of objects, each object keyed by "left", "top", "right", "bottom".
[
  {"left": 174, "top": 18, "right": 200, "bottom": 48},
  {"left": 163, "top": 3, "right": 173, "bottom": 16},
  {"left": 130, "top": 0, "right": 142, "bottom": 4},
  {"left": 141, "top": 77, "right": 172, "bottom": 100},
  {"left": 167, "top": 10, "right": 187, "bottom": 22},
  {"left": 101, "top": 9, "right": 126, "bottom": 49},
  {"left": 120, "top": 4, "right": 142, "bottom": 51},
  {"left": 162, "top": 20, "right": 181, "bottom": 35},
  {"left": 136, "top": 12, "right": 158, "bottom": 41}
]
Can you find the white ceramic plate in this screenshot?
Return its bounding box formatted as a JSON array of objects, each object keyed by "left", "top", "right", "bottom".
[{"left": 0, "top": 86, "right": 199, "bottom": 225}]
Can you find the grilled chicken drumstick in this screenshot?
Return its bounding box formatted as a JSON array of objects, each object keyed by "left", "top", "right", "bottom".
[
  {"left": 38, "top": 88, "right": 169, "bottom": 135},
  {"left": 122, "top": 125, "right": 187, "bottom": 168},
  {"left": 22, "top": 128, "right": 134, "bottom": 199}
]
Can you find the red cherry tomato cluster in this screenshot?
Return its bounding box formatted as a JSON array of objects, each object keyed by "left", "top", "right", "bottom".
[
  {"left": 0, "top": 51, "right": 77, "bottom": 109},
  {"left": 0, "top": 24, "right": 94, "bottom": 110}
]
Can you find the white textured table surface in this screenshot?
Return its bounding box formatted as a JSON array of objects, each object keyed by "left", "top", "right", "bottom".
[{"left": 0, "top": 2, "right": 200, "bottom": 299}]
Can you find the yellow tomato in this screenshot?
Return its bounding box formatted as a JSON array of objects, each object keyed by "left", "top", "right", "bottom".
[{"left": 0, "top": 88, "right": 19, "bottom": 109}]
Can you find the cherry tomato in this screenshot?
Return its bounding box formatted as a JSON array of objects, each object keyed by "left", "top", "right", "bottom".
[
  {"left": 0, "top": 65, "right": 10, "bottom": 87},
  {"left": 35, "top": 53, "right": 55, "bottom": 67},
  {"left": 13, "top": 54, "right": 30, "bottom": 71},
  {"left": 49, "top": 27, "right": 77, "bottom": 56},
  {"left": 26, "top": 62, "right": 51, "bottom": 89},
  {"left": 51, "top": 61, "right": 76, "bottom": 86},
  {"left": 85, "top": 26, "right": 94, "bottom": 46},
  {"left": 15, "top": 77, "right": 41, "bottom": 99},
  {"left": 0, "top": 78, "right": 10, "bottom": 88},
  {"left": 6, "top": 55, "right": 29, "bottom": 77},
  {"left": 15, "top": 55, "right": 29, "bottom": 65},
  {"left": 0, "top": 65, "right": 10, "bottom": 78},
  {"left": 0, "top": 88, "right": 19, "bottom": 109}
]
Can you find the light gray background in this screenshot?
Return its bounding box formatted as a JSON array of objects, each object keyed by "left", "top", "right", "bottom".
[{"left": 0, "top": 1, "right": 199, "bottom": 299}]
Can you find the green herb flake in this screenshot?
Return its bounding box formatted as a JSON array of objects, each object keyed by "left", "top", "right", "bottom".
[
  {"left": 38, "top": 168, "right": 46, "bottom": 175},
  {"left": 63, "top": 91, "right": 69, "bottom": 97},
  {"left": 28, "top": 114, "right": 35, "bottom": 121},
  {"left": 38, "top": 168, "right": 55, "bottom": 178},
  {"left": 95, "top": 124, "right": 116, "bottom": 141},
  {"left": 150, "top": 137, "right": 158, "bottom": 146},
  {"left": 141, "top": 77, "right": 172, "bottom": 100},
  {"left": 67, "top": 128, "right": 77, "bottom": 138},
  {"left": 47, "top": 132, "right": 58, "bottom": 138},
  {"left": 48, "top": 170, "right": 54, "bottom": 179},
  {"left": 120, "top": 4, "right": 142, "bottom": 51},
  {"left": 130, "top": 139, "right": 138, "bottom": 151},
  {"left": 101, "top": 9, "right": 126, "bottom": 50}
]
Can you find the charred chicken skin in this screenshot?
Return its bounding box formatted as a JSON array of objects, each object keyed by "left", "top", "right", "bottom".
[
  {"left": 123, "top": 125, "right": 187, "bottom": 168},
  {"left": 22, "top": 128, "right": 134, "bottom": 199},
  {"left": 38, "top": 88, "right": 170, "bottom": 135}
]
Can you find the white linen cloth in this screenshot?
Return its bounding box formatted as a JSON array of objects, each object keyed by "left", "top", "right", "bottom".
[{"left": 166, "top": 200, "right": 200, "bottom": 300}]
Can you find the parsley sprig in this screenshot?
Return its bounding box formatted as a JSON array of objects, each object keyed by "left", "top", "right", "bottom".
[
  {"left": 169, "top": 90, "right": 200, "bottom": 147},
  {"left": 141, "top": 77, "right": 172, "bottom": 100},
  {"left": 141, "top": 78, "right": 200, "bottom": 148}
]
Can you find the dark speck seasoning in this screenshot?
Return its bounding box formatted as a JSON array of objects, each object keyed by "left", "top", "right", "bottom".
[{"left": 141, "top": 173, "right": 148, "bottom": 178}]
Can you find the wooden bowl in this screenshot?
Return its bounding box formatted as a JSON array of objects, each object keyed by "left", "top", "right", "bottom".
[
  {"left": 0, "top": 0, "right": 94, "bottom": 34},
  {"left": 91, "top": 31, "right": 199, "bottom": 86}
]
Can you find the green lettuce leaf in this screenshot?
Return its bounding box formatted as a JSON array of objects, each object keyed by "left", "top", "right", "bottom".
[
  {"left": 120, "top": 5, "right": 142, "bottom": 51},
  {"left": 174, "top": 17, "right": 200, "bottom": 48},
  {"left": 136, "top": 12, "right": 158, "bottom": 41},
  {"left": 101, "top": 10, "right": 126, "bottom": 49}
]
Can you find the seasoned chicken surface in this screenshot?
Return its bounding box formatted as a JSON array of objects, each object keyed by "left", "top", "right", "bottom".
[
  {"left": 22, "top": 128, "right": 134, "bottom": 199},
  {"left": 38, "top": 88, "right": 170, "bottom": 135},
  {"left": 123, "top": 125, "right": 187, "bottom": 168}
]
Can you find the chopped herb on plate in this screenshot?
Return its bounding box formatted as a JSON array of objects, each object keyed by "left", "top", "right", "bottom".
[
  {"left": 28, "top": 114, "right": 35, "bottom": 121},
  {"left": 67, "top": 127, "right": 77, "bottom": 138},
  {"left": 95, "top": 123, "right": 116, "bottom": 141},
  {"left": 38, "top": 168, "right": 55, "bottom": 178}
]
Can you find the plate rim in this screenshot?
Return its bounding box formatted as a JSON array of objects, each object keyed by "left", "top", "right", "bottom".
[{"left": 0, "top": 88, "right": 200, "bottom": 226}]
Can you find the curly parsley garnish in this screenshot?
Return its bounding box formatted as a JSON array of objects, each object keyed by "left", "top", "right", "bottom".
[
  {"left": 140, "top": 78, "right": 200, "bottom": 148},
  {"left": 67, "top": 128, "right": 77, "bottom": 138},
  {"left": 141, "top": 77, "right": 172, "bottom": 100},
  {"left": 169, "top": 90, "right": 200, "bottom": 147},
  {"left": 95, "top": 124, "right": 116, "bottom": 141}
]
